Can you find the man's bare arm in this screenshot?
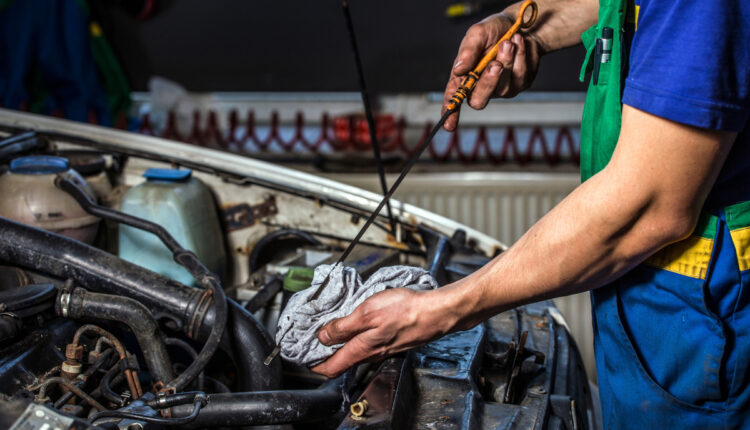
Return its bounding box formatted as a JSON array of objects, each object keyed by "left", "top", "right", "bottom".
[{"left": 311, "top": 105, "right": 736, "bottom": 377}]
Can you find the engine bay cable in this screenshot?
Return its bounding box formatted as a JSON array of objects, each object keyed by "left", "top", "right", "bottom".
[
  {"left": 91, "top": 397, "right": 207, "bottom": 427},
  {"left": 55, "top": 176, "right": 228, "bottom": 392}
]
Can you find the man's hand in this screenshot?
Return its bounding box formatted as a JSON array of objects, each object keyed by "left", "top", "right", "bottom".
[
  {"left": 310, "top": 287, "right": 459, "bottom": 378},
  {"left": 441, "top": 0, "right": 599, "bottom": 131},
  {"left": 442, "top": 14, "right": 543, "bottom": 131}
]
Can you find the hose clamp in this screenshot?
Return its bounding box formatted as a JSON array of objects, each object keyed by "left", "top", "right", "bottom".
[
  {"left": 155, "top": 386, "right": 176, "bottom": 418},
  {"left": 187, "top": 290, "right": 212, "bottom": 340},
  {"left": 155, "top": 391, "right": 169, "bottom": 408},
  {"left": 59, "top": 293, "right": 71, "bottom": 318}
]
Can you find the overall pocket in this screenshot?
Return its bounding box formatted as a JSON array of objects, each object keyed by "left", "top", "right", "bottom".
[{"left": 614, "top": 264, "right": 726, "bottom": 409}]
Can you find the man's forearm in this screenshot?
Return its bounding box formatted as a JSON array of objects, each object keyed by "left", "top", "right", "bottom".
[
  {"left": 438, "top": 106, "right": 735, "bottom": 330},
  {"left": 442, "top": 167, "right": 670, "bottom": 328},
  {"left": 502, "top": 0, "right": 598, "bottom": 54}
]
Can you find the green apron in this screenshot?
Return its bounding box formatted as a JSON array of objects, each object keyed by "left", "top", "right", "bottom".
[
  {"left": 578, "top": 0, "right": 625, "bottom": 181},
  {"left": 580, "top": 1, "right": 750, "bottom": 428}
]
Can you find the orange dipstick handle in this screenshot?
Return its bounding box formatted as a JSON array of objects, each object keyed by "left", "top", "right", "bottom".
[{"left": 446, "top": 0, "right": 538, "bottom": 112}]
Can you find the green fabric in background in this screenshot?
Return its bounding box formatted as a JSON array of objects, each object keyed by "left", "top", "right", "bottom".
[
  {"left": 74, "top": 0, "right": 131, "bottom": 124},
  {"left": 88, "top": 20, "right": 131, "bottom": 123}
]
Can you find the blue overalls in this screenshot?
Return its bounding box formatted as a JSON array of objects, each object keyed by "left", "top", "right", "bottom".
[{"left": 579, "top": 0, "right": 750, "bottom": 427}]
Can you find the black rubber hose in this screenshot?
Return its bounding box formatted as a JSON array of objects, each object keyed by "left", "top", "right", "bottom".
[
  {"left": 146, "top": 391, "right": 207, "bottom": 409},
  {"left": 247, "top": 229, "right": 322, "bottom": 272},
  {"left": 0, "top": 131, "right": 48, "bottom": 163},
  {"left": 56, "top": 176, "right": 183, "bottom": 252},
  {"left": 168, "top": 276, "right": 225, "bottom": 392},
  {"left": 170, "top": 378, "right": 344, "bottom": 428},
  {"left": 244, "top": 276, "right": 283, "bottom": 313},
  {"left": 55, "top": 177, "right": 228, "bottom": 392},
  {"left": 0, "top": 215, "right": 200, "bottom": 318},
  {"left": 222, "top": 301, "right": 279, "bottom": 390},
  {"left": 99, "top": 360, "right": 126, "bottom": 406},
  {"left": 92, "top": 399, "right": 206, "bottom": 427},
  {"left": 90, "top": 372, "right": 126, "bottom": 401},
  {"left": 165, "top": 337, "right": 203, "bottom": 390},
  {"left": 61, "top": 288, "right": 176, "bottom": 388},
  {"left": 0, "top": 216, "right": 280, "bottom": 390}
]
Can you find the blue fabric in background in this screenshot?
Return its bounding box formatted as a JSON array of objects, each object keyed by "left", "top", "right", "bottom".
[
  {"left": 0, "top": 0, "right": 110, "bottom": 125},
  {"left": 622, "top": 0, "right": 750, "bottom": 213}
]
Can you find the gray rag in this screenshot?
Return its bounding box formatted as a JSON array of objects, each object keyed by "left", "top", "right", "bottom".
[{"left": 276, "top": 264, "right": 438, "bottom": 367}]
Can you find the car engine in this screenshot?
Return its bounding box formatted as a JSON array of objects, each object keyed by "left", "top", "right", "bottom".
[{"left": 0, "top": 113, "right": 594, "bottom": 429}]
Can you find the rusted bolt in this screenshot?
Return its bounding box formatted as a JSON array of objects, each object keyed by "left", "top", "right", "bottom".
[
  {"left": 350, "top": 399, "right": 369, "bottom": 417},
  {"left": 65, "top": 344, "right": 83, "bottom": 361},
  {"left": 62, "top": 343, "right": 84, "bottom": 381}
]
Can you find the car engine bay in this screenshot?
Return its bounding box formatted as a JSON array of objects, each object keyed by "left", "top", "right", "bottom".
[{"left": 0, "top": 111, "right": 593, "bottom": 429}]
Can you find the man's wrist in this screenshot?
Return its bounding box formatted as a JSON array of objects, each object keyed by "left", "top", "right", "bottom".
[
  {"left": 428, "top": 279, "right": 485, "bottom": 334},
  {"left": 495, "top": 8, "right": 547, "bottom": 60}
]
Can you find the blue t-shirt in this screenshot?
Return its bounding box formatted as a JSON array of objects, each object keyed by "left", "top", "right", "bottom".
[{"left": 622, "top": 0, "right": 750, "bottom": 211}]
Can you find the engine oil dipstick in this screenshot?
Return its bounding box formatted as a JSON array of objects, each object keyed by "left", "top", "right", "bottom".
[
  {"left": 265, "top": 0, "right": 537, "bottom": 366},
  {"left": 264, "top": 322, "right": 294, "bottom": 365},
  {"left": 264, "top": 345, "right": 282, "bottom": 366}
]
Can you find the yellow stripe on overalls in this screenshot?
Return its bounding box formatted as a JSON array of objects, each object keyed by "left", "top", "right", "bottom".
[
  {"left": 627, "top": 4, "right": 639, "bottom": 30},
  {"left": 645, "top": 236, "right": 714, "bottom": 279},
  {"left": 730, "top": 227, "right": 750, "bottom": 271}
]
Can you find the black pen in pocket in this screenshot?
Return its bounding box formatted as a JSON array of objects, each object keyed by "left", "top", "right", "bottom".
[{"left": 592, "top": 38, "right": 603, "bottom": 85}]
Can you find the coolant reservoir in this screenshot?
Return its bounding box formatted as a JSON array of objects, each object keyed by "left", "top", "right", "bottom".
[
  {"left": 0, "top": 156, "right": 99, "bottom": 243},
  {"left": 118, "top": 168, "right": 226, "bottom": 286}
]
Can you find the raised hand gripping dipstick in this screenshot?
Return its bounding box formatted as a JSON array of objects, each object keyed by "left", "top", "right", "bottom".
[
  {"left": 444, "top": 0, "right": 537, "bottom": 113},
  {"left": 264, "top": 0, "right": 538, "bottom": 366}
]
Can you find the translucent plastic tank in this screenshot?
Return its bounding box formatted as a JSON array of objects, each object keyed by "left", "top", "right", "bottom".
[
  {"left": 0, "top": 156, "right": 99, "bottom": 243},
  {"left": 118, "top": 168, "right": 226, "bottom": 286}
]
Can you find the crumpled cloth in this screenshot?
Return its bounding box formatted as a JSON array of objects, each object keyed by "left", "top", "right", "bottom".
[{"left": 276, "top": 264, "right": 438, "bottom": 367}]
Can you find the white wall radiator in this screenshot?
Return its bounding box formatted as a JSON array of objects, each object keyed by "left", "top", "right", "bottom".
[{"left": 324, "top": 171, "right": 596, "bottom": 381}]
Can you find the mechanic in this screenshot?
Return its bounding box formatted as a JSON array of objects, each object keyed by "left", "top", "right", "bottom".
[{"left": 312, "top": 0, "right": 750, "bottom": 427}]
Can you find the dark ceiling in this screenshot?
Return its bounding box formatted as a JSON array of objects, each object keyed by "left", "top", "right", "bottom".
[{"left": 95, "top": 0, "right": 587, "bottom": 93}]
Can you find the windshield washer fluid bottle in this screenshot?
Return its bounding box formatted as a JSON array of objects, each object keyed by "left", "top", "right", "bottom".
[{"left": 119, "top": 168, "right": 226, "bottom": 286}]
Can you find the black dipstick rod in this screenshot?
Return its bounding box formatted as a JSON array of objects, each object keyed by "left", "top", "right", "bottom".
[
  {"left": 264, "top": 0, "right": 538, "bottom": 365},
  {"left": 263, "top": 109, "right": 453, "bottom": 365},
  {"left": 341, "top": 0, "right": 396, "bottom": 234}
]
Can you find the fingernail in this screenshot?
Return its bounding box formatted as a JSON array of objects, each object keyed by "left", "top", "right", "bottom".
[
  {"left": 319, "top": 327, "right": 331, "bottom": 344},
  {"left": 502, "top": 41, "right": 512, "bottom": 55},
  {"left": 513, "top": 33, "right": 522, "bottom": 44},
  {"left": 453, "top": 59, "right": 463, "bottom": 69},
  {"left": 489, "top": 63, "right": 501, "bottom": 76}
]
